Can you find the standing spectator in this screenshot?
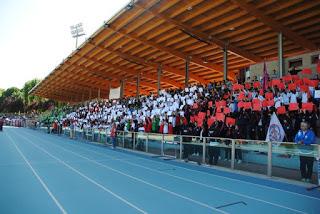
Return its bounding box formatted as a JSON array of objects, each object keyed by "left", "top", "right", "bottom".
[
  {"left": 294, "top": 121, "right": 316, "bottom": 182},
  {"left": 282, "top": 119, "right": 294, "bottom": 142},
  {"left": 168, "top": 122, "right": 173, "bottom": 134},
  {"left": 137, "top": 123, "right": 145, "bottom": 151},
  {"left": 163, "top": 120, "right": 169, "bottom": 134},
  {"left": 110, "top": 123, "right": 117, "bottom": 149},
  {"left": 181, "top": 123, "right": 191, "bottom": 161},
  {"left": 207, "top": 121, "right": 221, "bottom": 165},
  {"left": 233, "top": 125, "right": 243, "bottom": 163},
  {"left": 0, "top": 117, "right": 3, "bottom": 131},
  {"left": 224, "top": 124, "right": 234, "bottom": 161}
]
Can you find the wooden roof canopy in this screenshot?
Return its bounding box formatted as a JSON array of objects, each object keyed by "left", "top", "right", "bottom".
[{"left": 30, "top": 0, "right": 320, "bottom": 102}]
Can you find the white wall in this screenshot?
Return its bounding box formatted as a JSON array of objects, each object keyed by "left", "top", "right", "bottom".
[{"left": 248, "top": 51, "right": 320, "bottom": 79}]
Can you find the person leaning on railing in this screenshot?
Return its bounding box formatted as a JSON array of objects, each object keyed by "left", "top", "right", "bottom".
[{"left": 294, "top": 121, "right": 316, "bottom": 183}]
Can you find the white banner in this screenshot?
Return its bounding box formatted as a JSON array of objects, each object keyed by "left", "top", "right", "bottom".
[
  {"left": 109, "top": 87, "right": 121, "bottom": 100},
  {"left": 266, "top": 112, "right": 285, "bottom": 142}
]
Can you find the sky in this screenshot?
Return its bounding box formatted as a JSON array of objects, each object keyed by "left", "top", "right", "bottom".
[{"left": 0, "top": 0, "right": 130, "bottom": 90}]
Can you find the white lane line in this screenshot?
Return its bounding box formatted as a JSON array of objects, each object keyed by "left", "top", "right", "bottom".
[
  {"left": 23, "top": 132, "right": 228, "bottom": 214},
  {"left": 39, "top": 134, "right": 307, "bottom": 214},
  {"left": 6, "top": 133, "right": 67, "bottom": 214},
  {"left": 15, "top": 132, "right": 147, "bottom": 214},
  {"left": 0, "top": 159, "right": 125, "bottom": 167},
  {"left": 117, "top": 158, "right": 307, "bottom": 213},
  {"left": 70, "top": 134, "right": 320, "bottom": 201},
  {"left": 28, "top": 128, "right": 320, "bottom": 202}
]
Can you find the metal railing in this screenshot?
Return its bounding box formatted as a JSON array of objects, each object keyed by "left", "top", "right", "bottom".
[{"left": 34, "top": 126, "right": 320, "bottom": 181}]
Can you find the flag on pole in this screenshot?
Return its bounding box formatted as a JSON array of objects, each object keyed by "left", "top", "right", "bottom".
[
  {"left": 266, "top": 112, "right": 285, "bottom": 142},
  {"left": 262, "top": 60, "right": 269, "bottom": 91}
]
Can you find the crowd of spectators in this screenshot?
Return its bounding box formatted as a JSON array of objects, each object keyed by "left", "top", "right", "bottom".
[{"left": 60, "top": 72, "right": 320, "bottom": 144}]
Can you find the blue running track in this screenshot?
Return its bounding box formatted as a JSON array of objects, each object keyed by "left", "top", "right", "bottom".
[{"left": 0, "top": 127, "right": 319, "bottom": 214}]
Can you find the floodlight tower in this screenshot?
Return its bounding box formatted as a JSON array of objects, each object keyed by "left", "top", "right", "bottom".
[{"left": 70, "top": 23, "right": 85, "bottom": 49}]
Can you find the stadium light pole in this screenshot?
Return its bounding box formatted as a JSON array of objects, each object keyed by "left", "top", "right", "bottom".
[{"left": 70, "top": 23, "right": 85, "bottom": 49}]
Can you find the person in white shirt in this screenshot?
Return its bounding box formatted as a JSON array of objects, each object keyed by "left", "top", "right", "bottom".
[
  {"left": 274, "top": 93, "right": 282, "bottom": 109},
  {"left": 301, "top": 92, "right": 308, "bottom": 103},
  {"left": 163, "top": 120, "right": 169, "bottom": 134},
  {"left": 289, "top": 92, "right": 298, "bottom": 103},
  {"left": 281, "top": 92, "right": 290, "bottom": 105}
]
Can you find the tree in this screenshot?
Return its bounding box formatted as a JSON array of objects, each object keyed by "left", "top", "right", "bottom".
[
  {"left": 0, "top": 87, "right": 24, "bottom": 113},
  {"left": 0, "top": 78, "right": 57, "bottom": 114},
  {"left": 22, "top": 79, "right": 41, "bottom": 106}
]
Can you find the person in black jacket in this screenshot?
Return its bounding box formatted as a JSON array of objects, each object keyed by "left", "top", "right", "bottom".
[
  {"left": 224, "top": 124, "right": 234, "bottom": 161},
  {"left": 233, "top": 125, "right": 243, "bottom": 163},
  {"left": 192, "top": 122, "right": 202, "bottom": 155},
  {"left": 207, "top": 121, "right": 221, "bottom": 165},
  {"left": 282, "top": 119, "right": 294, "bottom": 142},
  {"left": 181, "top": 123, "right": 192, "bottom": 161}
]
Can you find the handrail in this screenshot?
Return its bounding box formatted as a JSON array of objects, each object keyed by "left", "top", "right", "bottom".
[
  {"left": 32, "top": 125, "right": 320, "bottom": 180},
  {"left": 56, "top": 126, "right": 320, "bottom": 146},
  {"left": 37, "top": 126, "right": 319, "bottom": 147}
]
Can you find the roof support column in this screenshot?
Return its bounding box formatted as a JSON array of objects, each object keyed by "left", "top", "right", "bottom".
[
  {"left": 185, "top": 57, "right": 190, "bottom": 87},
  {"left": 89, "top": 89, "right": 92, "bottom": 101},
  {"left": 120, "top": 80, "right": 125, "bottom": 98},
  {"left": 136, "top": 73, "right": 140, "bottom": 98},
  {"left": 157, "top": 64, "right": 162, "bottom": 95},
  {"left": 278, "top": 32, "right": 284, "bottom": 77},
  {"left": 108, "top": 83, "right": 111, "bottom": 99},
  {"left": 223, "top": 44, "right": 228, "bottom": 81},
  {"left": 98, "top": 88, "right": 101, "bottom": 100}
]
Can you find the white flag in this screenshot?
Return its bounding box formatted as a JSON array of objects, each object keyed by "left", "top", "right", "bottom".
[{"left": 266, "top": 112, "right": 285, "bottom": 142}]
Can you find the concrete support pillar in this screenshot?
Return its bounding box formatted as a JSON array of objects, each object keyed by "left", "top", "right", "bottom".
[
  {"left": 185, "top": 57, "right": 190, "bottom": 87},
  {"left": 120, "top": 80, "right": 125, "bottom": 98},
  {"left": 136, "top": 73, "right": 140, "bottom": 98},
  {"left": 278, "top": 32, "right": 284, "bottom": 77},
  {"left": 108, "top": 83, "right": 111, "bottom": 100},
  {"left": 223, "top": 44, "right": 228, "bottom": 81},
  {"left": 98, "top": 88, "right": 101, "bottom": 100},
  {"left": 157, "top": 64, "right": 162, "bottom": 95}
]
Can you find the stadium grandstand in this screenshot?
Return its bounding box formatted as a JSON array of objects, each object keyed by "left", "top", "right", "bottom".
[
  {"left": 29, "top": 0, "right": 320, "bottom": 102},
  {"left": 1, "top": 0, "right": 320, "bottom": 213}
]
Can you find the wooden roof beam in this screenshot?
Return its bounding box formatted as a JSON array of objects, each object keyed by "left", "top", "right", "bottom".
[
  {"left": 231, "top": 0, "right": 318, "bottom": 51},
  {"left": 67, "top": 60, "right": 160, "bottom": 92},
  {"left": 38, "top": 84, "right": 108, "bottom": 98},
  {"left": 109, "top": 26, "right": 226, "bottom": 76},
  {"left": 134, "top": 1, "right": 262, "bottom": 63},
  {"left": 32, "top": 75, "right": 109, "bottom": 96},
  {"left": 75, "top": 52, "right": 183, "bottom": 88},
  {"left": 89, "top": 41, "right": 210, "bottom": 84},
  {"left": 127, "top": 81, "right": 157, "bottom": 91}
]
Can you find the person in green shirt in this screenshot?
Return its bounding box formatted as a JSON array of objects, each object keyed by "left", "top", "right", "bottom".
[
  {"left": 152, "top": 116, "right": 161, "bottom": 133},
  {"left": 152, "top": 117, "right": 157, "bottom": 133},
  {"left": 155, "top": 116, "right": 160, "bottom": 133}
]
